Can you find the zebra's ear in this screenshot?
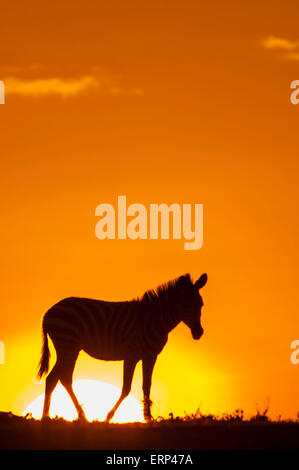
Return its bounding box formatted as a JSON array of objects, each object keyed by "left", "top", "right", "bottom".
[{"left": 194, "top": 273, "right": 208, "bottom": 290}]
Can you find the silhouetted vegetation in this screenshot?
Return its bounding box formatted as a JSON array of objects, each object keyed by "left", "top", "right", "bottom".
[{"left": 0, "top": 410, "right": 298, "bottom": 449}]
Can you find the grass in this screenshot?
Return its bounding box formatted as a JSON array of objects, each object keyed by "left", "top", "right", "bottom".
[{"left": 0, "top": 407, "right": 299, "bottom": 449}]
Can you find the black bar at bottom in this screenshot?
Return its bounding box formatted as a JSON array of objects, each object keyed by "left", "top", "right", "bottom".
[{"left": 1, "top": 450, "right": 298, "bottom": 466}]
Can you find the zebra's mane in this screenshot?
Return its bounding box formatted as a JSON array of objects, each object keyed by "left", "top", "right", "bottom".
[{"left": 139, "top": 273, "right": 194, "bottom": 304}]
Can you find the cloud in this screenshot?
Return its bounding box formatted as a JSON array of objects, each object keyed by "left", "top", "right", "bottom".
[
  {"left": 2, "top": 74, "right": 145, "bottom": 98},
  {"left": 285, "top": 52, "right": 299, "bottom": 61},
  {"left": 262, "top": 36, "right": 299, "bottom": 51},
  {"left": 128, "top": 88, "right": 144, "bottom": 96},
  {"left": 261, "top": 35, "right": 299, "bottom": 61},
  {"left": 3, "top": 75, "right": 99, "bottom": 98}
]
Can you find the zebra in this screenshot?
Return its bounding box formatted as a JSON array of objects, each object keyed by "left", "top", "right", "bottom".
[{"left": 37, "top": 272, "right": 208, "bottom": 422}]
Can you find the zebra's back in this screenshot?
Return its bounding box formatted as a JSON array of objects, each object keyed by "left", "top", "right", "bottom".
[{"left": 43, "top": 297, "right": 141, "bottom": 361}]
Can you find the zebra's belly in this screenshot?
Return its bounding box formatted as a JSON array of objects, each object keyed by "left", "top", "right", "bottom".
[
  {"left": 82, "top": 342, "right": 141, "bottom": 361},
  {"left": 83, "top": 348, "right": 123, "bottom": 361}
]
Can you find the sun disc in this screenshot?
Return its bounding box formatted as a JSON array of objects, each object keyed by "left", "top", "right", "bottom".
[{"left": 24, "top": 379, "right": 143, "bottom": 423}]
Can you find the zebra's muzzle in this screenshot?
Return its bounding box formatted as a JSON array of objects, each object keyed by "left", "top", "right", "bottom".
[{"left": 191, "top": 327, "right": 204, "bottom": 340}]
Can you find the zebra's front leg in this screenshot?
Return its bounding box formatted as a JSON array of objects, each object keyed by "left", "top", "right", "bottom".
[
  {"left": 106, "top": 358, "right": 138, "bottom": 422},
  {"left": 142, "top": 355, "right": 157, "bottom": 422}
]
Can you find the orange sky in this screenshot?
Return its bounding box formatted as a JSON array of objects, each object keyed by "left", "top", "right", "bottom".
[{"left": 0, "top": 0, "right": 298, "bottom": 420}]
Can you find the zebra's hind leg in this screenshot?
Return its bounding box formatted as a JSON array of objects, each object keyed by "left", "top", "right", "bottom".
[
  {"left": 42, "top": 361, "right": 60, "bottom": 420},
  {"left": 59, "top": 351, "right": 87, "bottom": 422},
  {"left": 106, "top": 358, "right": 138, "bottom": 422}
]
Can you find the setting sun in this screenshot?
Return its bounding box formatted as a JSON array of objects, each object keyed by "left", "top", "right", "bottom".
[{"left": 23, "top": 380, "right": 143, "bottom": 423}]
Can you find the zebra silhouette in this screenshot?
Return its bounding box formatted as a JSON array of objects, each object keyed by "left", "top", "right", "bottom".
[{"left": 38, "top": 273, "right": 207, "bottom": 422}]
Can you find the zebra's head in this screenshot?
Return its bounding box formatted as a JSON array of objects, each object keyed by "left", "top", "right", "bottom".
[{"left": 180, "top": 273, "right": 207, "bottom": 340}]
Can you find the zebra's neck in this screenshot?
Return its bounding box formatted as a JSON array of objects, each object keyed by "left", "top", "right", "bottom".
[
  {"left": 160, "top": 295, "right": 182, "bottom": 332},
  {"left": 142, "top": 294, "right": 182, "bottom": 335}
]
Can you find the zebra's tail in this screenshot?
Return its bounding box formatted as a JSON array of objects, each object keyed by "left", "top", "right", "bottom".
[{"left": 37, "top": 322, "right": 50, "bottom": 380}]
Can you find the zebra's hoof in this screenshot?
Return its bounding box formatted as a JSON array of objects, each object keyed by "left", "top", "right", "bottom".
[
  {"left": 144, "top": 414, "right": 153, "bottom": 423},
  {"left": 105, "top": 411, "right": 114, "bottom": 423},
  {"left": 78, "top": 413, "right": 88, "bottom": 423},
  {"left": 41, "top": 415, "right": 51, "bottom": 422}
]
